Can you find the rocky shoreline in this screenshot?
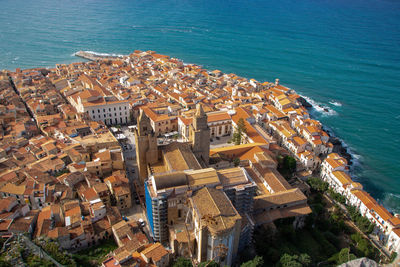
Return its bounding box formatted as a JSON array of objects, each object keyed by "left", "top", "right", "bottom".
[{"left": 298, "top": 96, "right": 353, "bottom": 165}]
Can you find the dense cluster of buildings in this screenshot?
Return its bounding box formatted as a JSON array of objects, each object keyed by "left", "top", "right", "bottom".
[
  {"left": 321, "top": 153, "right": 400, "bottom": 253},
  {"left": 0, "top": 49, "right": 398, "bottom": 266}
]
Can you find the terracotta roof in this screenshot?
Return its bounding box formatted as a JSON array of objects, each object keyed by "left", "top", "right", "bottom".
[
  {"left": 140, "top": 243, "right": 169, "bottom": 263},
  {"left": 0, "top": 183, "right": 26, "bottom": 195},
  {"left": 0, "top": 219, "right": 13, "bottom": 231},
  {"left": 207, "top": 112, "right": 231, "bottom": 123},
  {"left": 191, "top": 187, "right": 241, "bottom": 234},
  {"left": 332, "top": 171, "right": 352, "bottom": 186},
  {"left": 353, "top": 190, "right": 377, "bottom": 210},
  {"left": 372, "top": 204, "right": 393, "bottom": 222}
]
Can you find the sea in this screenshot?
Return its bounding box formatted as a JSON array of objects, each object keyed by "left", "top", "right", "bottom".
[{"left": 1, "top": 0, "right": 399, "bottom": 213}]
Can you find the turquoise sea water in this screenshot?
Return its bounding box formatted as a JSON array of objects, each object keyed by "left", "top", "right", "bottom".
[{"left": 1, "top": 0, "right": 399, "bottom": 212}]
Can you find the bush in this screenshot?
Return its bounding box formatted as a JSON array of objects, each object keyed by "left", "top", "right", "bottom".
[
  {"left": 328, "top": 189, "right": 346, "bottom": 204},
  {"left": 240, "top": 256, "right": 264, "bottom": 267},
  {"left": 35, "top": 239, "right": 76, "bottom": 266},
  {"left": 347, "top": 206, "right": 375, "bottom": 234},
  {"left": 334, "top": 248, "right": 357, "bottom": 265},
  {"left": 279, "top": 253, "right": 311, "bottom": 267},
  {"left": 350, "top": 233, "right": 377, "bottom": 259},
  {"left": 278, "top": 156, "right": 297, "bottom": 179},
  {"left": 173, "top": 257, "right": 192, "bottom": 267},
  {"left": 307, "top": 177, "right": 329, "bottom": 192},
  {"left": 25, "top": 254, "right": 54, "bottom": 267},
  {"left": 389, "top": 252, "right": 397, "bottom": 263}
]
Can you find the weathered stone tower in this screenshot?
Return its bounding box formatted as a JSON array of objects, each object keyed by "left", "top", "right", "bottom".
[
  {"left": 189, "top": 104, "right": 210, "bottom": 166},
  {"left": 134, "top": 110, "right": 158, "bottom": 184}
]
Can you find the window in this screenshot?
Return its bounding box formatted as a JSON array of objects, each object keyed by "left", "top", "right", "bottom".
[
  {"left": 103, "top": 109, "right": 105, "bottom": 112},
  {"left": 109, "top": 108, "right": 111, "bottom": 111},
  {"left": 97, "top": 109, "right": 100, "bottom": 113},
  {"left": 92, "top": 110, "right": 95, "bottom": 114},
  {"left": 124, "top": 106, "right": 127, "bottom": 110},
  {"left": 114, "top": 107, "right": 116, "bottom": 111},
  {"left": 119, "top": 107, "right": 121, "bottom": 110}
]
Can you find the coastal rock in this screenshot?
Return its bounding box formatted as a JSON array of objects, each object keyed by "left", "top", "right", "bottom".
[
  {"left": 297, "top": 96, "right": 312, "bottom": 108},
  {"left": 338, "top": 257, "right": 378, "bottom": 267},
  {"left": 330, "top": 137, "right": 353, "bottom": 164}
]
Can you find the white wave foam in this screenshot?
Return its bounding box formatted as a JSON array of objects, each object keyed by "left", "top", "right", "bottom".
[
  {"left": 329, "top": 100, "right": 342, "bottom": 107},
  {"left": 340, "top": 140, "right": 363, "bottom": 170},
  {"left": 322, "top": 125, "right": 362, "bottom": 169},
  {"left": 300, "top": 94, "right": 337, "bottom": 116},
  {"left": 382, "top": 193, "right": 400, "bottom": 214},
  {"left": 84, "top": 51, "right": 125, "bottom": 57}
]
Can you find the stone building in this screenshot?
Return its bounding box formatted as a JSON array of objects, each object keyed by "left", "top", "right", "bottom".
[{"left": 188, "top": 104, "right": 210, "bottom": 167}]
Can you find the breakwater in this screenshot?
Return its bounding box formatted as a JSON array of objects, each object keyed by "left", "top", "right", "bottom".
[{"left": 74, "top": 51, "right": 125, "bottom": 61}]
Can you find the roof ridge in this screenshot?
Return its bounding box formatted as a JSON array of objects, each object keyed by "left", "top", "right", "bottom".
[{"left": 206, "top": 188, "right": 227, "bottom": 229}]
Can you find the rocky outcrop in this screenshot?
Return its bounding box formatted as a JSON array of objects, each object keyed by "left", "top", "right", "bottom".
[
  {"left": 297, "top": 96, "right": 312, "bottom": 108},
  {"left": 330, "top": 137, "right": 353, "bottom": 164},
  {"left": 338, "top": 257, "right": 378, "bottom": 267}
]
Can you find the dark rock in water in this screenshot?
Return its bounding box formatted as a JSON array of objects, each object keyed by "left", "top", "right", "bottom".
[
  {"left": 330, "top": 137, "right": 352, "bottom": 164},
  {"left": 297, "top": 96, "right": 312, "bottom": 108}
]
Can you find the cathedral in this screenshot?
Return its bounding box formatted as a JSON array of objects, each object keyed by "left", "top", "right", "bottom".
[{"left": 134, "top": 104, "right": 210, "bottom": 184}]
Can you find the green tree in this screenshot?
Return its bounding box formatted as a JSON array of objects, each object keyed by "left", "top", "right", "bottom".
[
  {"left": 173, "top": 257, "right": 193, "bottom": 267},
  {"left": 298, "top": 254, "right": 311, "bottom": 266},
  {"left": 280, "top": 254, "right": 302, "bottom": 267},
  {"left": 0, "top": 259, "right": 11, "bottom": 267},
  {"left": 233, "top": 118, "right": 247, "bottom": 145},
  {"left": 337, "top": 248, "right": 357, "bottom": 264},
  {"left": 283, "top": 156, "right": 296, "bottom": 173},
  {"left": 233, "top": 158, "right": 240, "bottom": 167},
  {"left": 307, "top": 177, "right": 329, "bottom": 192},
  {"left": 279, "top": 156, "right": 297, "bottom": 179},
  {"left": 240, "top": 256, "right": 264, "bottom": 267},
  {"left": 280, "top": 253, "right": 311, "bottom": 267}
]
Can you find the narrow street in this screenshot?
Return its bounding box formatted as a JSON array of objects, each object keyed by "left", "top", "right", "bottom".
[{"left": 119, "top": 126, "right": 153, "bottom": 242}]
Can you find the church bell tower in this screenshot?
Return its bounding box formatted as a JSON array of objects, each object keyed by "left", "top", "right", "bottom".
[
  {"left": 189, "top": 104, "right": 210, "bottom": 166},
  {"left": 134, "top": 110, "right": 158, "bottom": 184}
]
